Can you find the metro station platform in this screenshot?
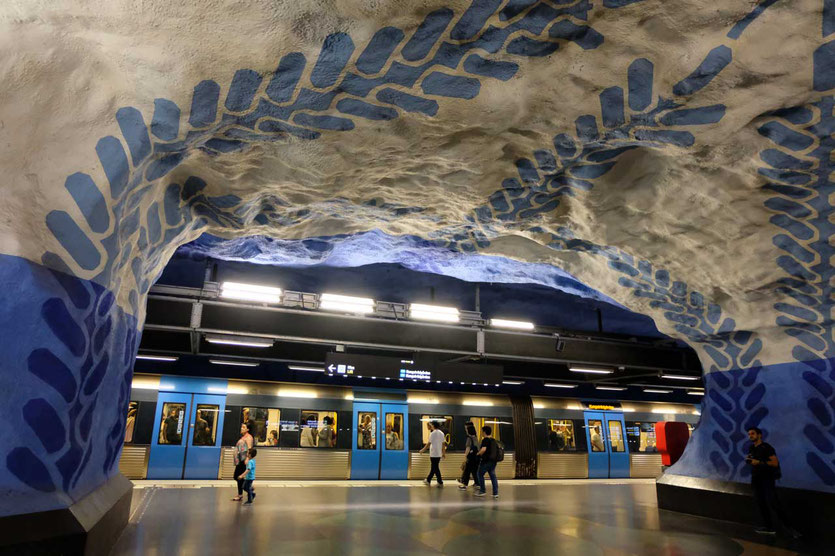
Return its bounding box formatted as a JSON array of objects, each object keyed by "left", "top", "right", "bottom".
[{"left": 111, "top": 479, "right": 821, "bottom": 555}]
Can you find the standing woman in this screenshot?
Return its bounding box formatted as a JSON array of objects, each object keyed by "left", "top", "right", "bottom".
[
  {"left": 231, "top": 422, "right": 254, "bottom": 501},
  {"left": 458, "top": 422, "right": 480, "bottom": 489}
]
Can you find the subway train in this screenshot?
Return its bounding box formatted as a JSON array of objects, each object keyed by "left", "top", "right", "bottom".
[{"left": 119, "top": 374, "right": 700, "bottom": 482}]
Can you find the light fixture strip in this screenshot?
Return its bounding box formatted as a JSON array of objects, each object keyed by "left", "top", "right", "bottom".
[
  {"left": 136, "top": 355, "right": 178, "bottom": 362},
  {"left": 206, "top": 336, "right": 274, "bottom": 348},
  {"left": 409, "top": 303, "right": 460, "bottom": 323},
  {"left": 643, "top": 389, "right": 673, "bottom": 394},
  {"left": 209, "top": 359, "right": 259, "bottom": 367},
  {"left": 490, "top": 318, "right": 535, "bottom": 331},
  {"left": 288, "top": 365, "right": 325, "bottom": 372},
  {"left": 544, "top": 383, "right": 577, "bottom": 388},
  {"left": 220, "top": 282, "right": 282, "bottom": 303},
  {"left": 595, "top": 385, "right": 627, "bottom": 391},
  {"left": 660, "top": 374, "right": 701, "bottom": 381},
  {"left": 501, "top": 380, "right": 524, "bottom": 385},
  {"left": 569, "top": 366, "right": 613, "bottom": 374}
]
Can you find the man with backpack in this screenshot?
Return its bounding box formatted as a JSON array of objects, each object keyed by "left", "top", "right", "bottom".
[
  {"left": 474, "top": 425, "right": 501, "bottom": 498},
  {"left": 746, "top": 427, "right": 798, "bottom": 537}
]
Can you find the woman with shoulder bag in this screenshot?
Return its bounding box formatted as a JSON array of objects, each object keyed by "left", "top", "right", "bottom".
[{"left": 458, "top": 423, "right": 480, "bottom": 490}]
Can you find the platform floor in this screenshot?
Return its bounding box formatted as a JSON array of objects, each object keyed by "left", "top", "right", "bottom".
[{"left": 112, "top": 479, "right": 819, "bottom": 555}]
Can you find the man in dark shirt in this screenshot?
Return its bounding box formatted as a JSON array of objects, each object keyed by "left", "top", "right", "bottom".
[
  {"left": 474, "top": 426, "right": 499, "bottom": 498},
  {"left": 746, "top": 427, "right": 796, "bottom": 536}
]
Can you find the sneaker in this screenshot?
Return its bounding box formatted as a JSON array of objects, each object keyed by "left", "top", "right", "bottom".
[
  {"left": 474, "top": 491, "right": 486, "bottom": 497},
  {"left": 755, "top": 528, "right": 776, "bottom": 535},
  {"left": 458, "top": 485, "right": 467, "bottom": 490},
  {"left": 437, "top": 482, "right": 444, "bottom": 487},
  {"left": 252, "top": 492, "right": 256, "bottom": 500},
  {"left": 493, "top": 494, "right": 499, "bottom": 499},
  {"left": 423, "top": 479, "right": 430, "bottom": 485},
  {"left": 243, "top": 501, "right": 252, "bottom": 505}
]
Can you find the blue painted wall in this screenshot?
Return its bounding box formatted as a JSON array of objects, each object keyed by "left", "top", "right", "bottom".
[{"left": 0, "top": 254, "right": 137, "bottom": 517}]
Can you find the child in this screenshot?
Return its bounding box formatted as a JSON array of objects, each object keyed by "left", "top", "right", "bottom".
[{"left": 238, "top": 448, "right": 257, "bottom": 504}]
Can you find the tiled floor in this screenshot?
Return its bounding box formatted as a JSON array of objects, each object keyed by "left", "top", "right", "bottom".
[{"left": 111, "top": 480, "right": 821, "bottom": 555}]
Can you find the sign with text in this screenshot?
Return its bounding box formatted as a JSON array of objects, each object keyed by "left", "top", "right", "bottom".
[{"left": 325, "top": 353, "right": 502, "bottom": 384}]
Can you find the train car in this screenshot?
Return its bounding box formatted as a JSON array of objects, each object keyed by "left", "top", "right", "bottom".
[{"left": 119, "top": 374, "right": 700, "bottom": 482}]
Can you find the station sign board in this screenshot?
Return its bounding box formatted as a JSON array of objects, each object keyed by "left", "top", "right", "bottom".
[{"left": 324, "top": 352, "right": 502, "bottom": 384}]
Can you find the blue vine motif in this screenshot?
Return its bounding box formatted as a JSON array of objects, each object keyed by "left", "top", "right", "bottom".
[
  {"left": 5, "top": 267, "right": 137, "bottom": 497},
  {"left": 755, "top": 39, "right": 835, "bottom": 486},
  {"left": 42, "top": 0, "right": 639, "bottom": 318}
]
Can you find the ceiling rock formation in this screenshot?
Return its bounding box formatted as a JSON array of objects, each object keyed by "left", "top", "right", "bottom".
[{"left": 1, "top": 0, "right": 834, "bottom": 517}]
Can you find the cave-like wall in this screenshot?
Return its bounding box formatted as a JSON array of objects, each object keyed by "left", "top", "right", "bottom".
[{"left": 1, "top": 0, "right": 834, "bottom": 518}]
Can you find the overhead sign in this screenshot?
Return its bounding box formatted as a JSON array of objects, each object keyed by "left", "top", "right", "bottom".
[
  {"left": 324, "top": 353, "right": 502, "bottom": 384},
  {"left": 582, "top": 401, "right": 622, "bottom": 410}
]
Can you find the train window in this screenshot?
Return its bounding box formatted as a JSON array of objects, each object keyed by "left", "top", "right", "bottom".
[
  {"left": 546, "top": 419, "right": 576, "bottom": 451},
  {"left": 384, "top": 413, "right": 404, "bottom": 450},
  {"left": 358, "top": 412, "right": 377, "bottom": 450},
  {"left": 468, "top": 417, "right": 503, "bottom": 443},
  {"left": 588, "top": 419, "right": 605, "bottom": 452},
  {"left": 608, "top": 420, "right": 626, "bottom": 452},
  {"left": 300, "top": 411, "right": 337, "bottom": 448},
  {"left": 242, "top": 407, "right": 281, "bottom": 446},
  {"left": 421, "top": 415, "right": 452, "bottom": 445},
  {"left": 192, "top": 404, "right": 219, "bottom": 446},
  {"left": 124, "top": 401, "right": 139, "bottom": 444},
  {"left": 626, "top": 422, "right": 657, "bottom": 452},
  {"left": 158, "top": 402, "right": 186, "bottom": 445}
]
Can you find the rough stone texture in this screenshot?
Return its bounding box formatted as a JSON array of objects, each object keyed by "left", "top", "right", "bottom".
[{"left": 0, "top": 0, "right": 834, "bottom": 516}]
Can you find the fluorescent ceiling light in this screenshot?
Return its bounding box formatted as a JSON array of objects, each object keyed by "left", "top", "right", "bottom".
[
  {"left": 288, "top": 365, "right": 325, "bottom": 372},
  {"left": 276, "top": 389, "right": 318, "bottom": 398},
  {"left": 501, "top": 380, "right": 524, "bottom": 385},
  {"left": 687, "top": 390, "right": 705, "bottom": 396},
  {"left": 220, "top": 281, "right": 282, "bottom": 304},
  {"left": 409, "top": 303, "right": 460, "bottom": 323},
  {"left": 136, "top": 355, "right": 178, "bottom": 362},
  {"left": 131, "top": 383, "right": 160, "bottom": 390},
  {"left": 545, "top": 383, "right": 577, "bottom": 389},
  {"left": 569, "top": 366, "right": 613, "bottom": 374},
  {"left": 661, "top": 374, "right": 701, "bottom": 381},
  {"left": 210, "top": 359, "right": 259, "bottom": 367},
  {"left": 644, "top": 389, "right": 673, "bottom": 394},
  {"left": 595, "top": 385, "right": 627, "bottom": 391},
  {"left": 206, "top": 335, "right": 274, "bottom": 348},
  {"left": 319, "top": 293, "right": 375, "bottom": 314},
  {"left": 490, "top": 318, "right": 535, "bottom": 331}
]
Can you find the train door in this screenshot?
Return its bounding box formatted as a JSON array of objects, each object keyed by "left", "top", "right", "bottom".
[
  {"left": 147, "top": 392, "right": 226, "bottom": 479},
  {"left": 183, "top": 394, "right": 226, "bottom": 479},
  {"left": 380, "top": 403, "right": 408, "bottom": 479},
  {"left": 583, "top": 411, "right": 630, "bottom": 478},
  {"left": 605, "top": 413, "right": 629, "bottom": 478},
  {"left": 147, "top": 392, "right": 192, "bottom": 479},
  {"left": 351, "top": 402, "right": 408, "bottom": 479}
]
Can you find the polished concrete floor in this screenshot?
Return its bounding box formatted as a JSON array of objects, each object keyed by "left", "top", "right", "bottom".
[{"left": 111, "top": 479, "right": 821, "bottom": 555}]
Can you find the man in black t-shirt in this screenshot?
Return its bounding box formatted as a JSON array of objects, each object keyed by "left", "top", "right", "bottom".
[
  {"left": 746, "top": 427, "right": 797, "bottom": 536},
  {"left": 474, "top": 426, "right": 499, "bottom": 498}
]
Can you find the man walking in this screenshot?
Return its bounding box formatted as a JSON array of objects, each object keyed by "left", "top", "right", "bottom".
[
  {"left": 746, "top": 427, "right": 796, "bottom": 536},
  {"left": 474, "top": 425, "right": 499, "bottom": 499},
  {"left": 419, "top": 421, "right": 446, "bottom": 486}
]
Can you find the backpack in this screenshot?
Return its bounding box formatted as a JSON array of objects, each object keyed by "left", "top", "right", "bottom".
[{"left": 490, "top": 438, "right": 505, "bottom": 462}]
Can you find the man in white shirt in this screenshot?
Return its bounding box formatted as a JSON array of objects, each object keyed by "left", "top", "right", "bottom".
[{"left": 419, "top": 421, "right": 446, "bottom": 486}]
